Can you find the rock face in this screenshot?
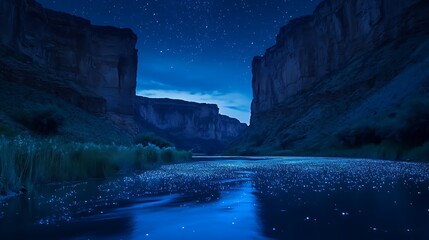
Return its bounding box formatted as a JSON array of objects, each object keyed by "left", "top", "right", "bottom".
[
  {"left": 235, "top": 0, "right": 429, "bottom": 158},
  {"left": 0, "top": 0, "right": 137, "bottom": 114},
  {"left": 135, "top": 96, "right": 247, "bottom": 153},
  {"left": 251, "top": 0, "right": 428, "bottom": 121}
]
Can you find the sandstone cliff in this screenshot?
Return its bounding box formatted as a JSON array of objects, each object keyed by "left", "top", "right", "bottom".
[
  {"left": 235, "top": 0, "right": 429, "bottom": 160},
  {"left": 136, "top": 96, "right": 247, "bottom": 153},
  {"left": 0, "top": 0, "right": 137, "bottom": 114},
  {"left": 251, "top": 0, "right": 428, "bottom": 120},
  {"left": 0, "top": 0, "right": 246, "bottom": 152}
]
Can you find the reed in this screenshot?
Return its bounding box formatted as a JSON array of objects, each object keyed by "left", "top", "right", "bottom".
[{"left": 0, "top": 136, "right": 191, "bottom": 194}]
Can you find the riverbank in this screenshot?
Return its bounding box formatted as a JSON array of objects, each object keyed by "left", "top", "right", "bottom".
[{"left": 0, "top": 136, "right": 191, "bottom": 195}]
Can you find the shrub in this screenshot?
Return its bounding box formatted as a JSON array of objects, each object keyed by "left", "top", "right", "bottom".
[
  {"left": 142, "top": 144, "right": 161, "bottom": 164},
  {"left": 172, "top": 149, "right": 192, "bottom": 162},
  {"left": 407, "top": 142, "right": 429, "bottom": 161},
  {"left": 0, "top": 122, "right": 15, "bottom": 137},
  {"left": 134, "top": 133, "right": 173, "bottom": 148},
  {"left": 394, "top": 99, "right": 429, "bottom": 146},
  {"left": 337, "top": 98, "right": 429, "bottom": 151},
  {"left": 13, "top": 106, "right": 63, "bottom": 135},
  {"left": 160, "top": 148, "right": 175, "bottom": 163},
  {"left": 337, "top": 124, "right": 382, "bottom": 147}
]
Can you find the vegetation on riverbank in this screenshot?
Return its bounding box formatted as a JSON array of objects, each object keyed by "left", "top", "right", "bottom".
[
  {"left": 333, "top": 97, "right": 429, "bottom": 161},
  {"left": 0, "top": 80, "right": 133, "bottom": 144},
  {"left": 0, "top": 136, "right": 191, "bottom": 195},
  {"left": 229, "top": 30, "right": 429, "bottom": 163},
  {"left": 134, "top": 132, "right": 174, "bottom": 148},
  {"left": 0, "top": 63, "right": 194, "bottom": 196},
  {"left": 229, "top": 97, "right": 429, "bottom": 162}
]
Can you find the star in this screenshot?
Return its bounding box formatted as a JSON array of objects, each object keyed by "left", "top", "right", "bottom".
[{"left": 36, "top": 0, "right": 322, "bottom": 123}]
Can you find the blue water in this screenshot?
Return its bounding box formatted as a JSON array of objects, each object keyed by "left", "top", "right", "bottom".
[{"left": 1, "top": 157, "right": 429, "bottom": 239}]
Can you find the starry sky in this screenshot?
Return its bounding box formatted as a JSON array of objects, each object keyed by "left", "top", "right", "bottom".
[{"left": 37, "top": 0, "right": 322, "bottom": 123}]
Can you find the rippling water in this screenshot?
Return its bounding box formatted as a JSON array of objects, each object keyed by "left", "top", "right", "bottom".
[{"left": 1, "top": 157, "right": 429, "bottom": 239}]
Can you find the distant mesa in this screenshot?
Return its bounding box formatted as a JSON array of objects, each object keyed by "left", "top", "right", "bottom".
[
  {"left": 135, "top": 96, "right": 247, "bottom": 154},
  {"left": 0, "top": 0, "right": 246, "bottom": 154}
]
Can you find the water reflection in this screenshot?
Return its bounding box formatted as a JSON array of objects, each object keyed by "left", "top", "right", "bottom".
[
  {"left": 125, "top": 181, "right": 264, "bottom": 239},
  {"left": 0, "top": 158, "right": 429, "bottom": 239},
  {"left": 253, "top": 174, "right": 429, "bottom": 239}
]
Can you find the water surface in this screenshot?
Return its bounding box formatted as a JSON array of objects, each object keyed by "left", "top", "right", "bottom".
[{"left": 1, "top": 157, "right": 429, "bottom": 239}]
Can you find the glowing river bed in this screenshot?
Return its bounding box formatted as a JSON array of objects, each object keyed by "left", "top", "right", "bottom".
[{"left": 1, "top": 157, "right": 429, "bottom": 239}]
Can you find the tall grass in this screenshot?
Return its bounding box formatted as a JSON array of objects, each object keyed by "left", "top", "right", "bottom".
[{"left": 0, "top": 136, "right": 191, "bottom": 194}]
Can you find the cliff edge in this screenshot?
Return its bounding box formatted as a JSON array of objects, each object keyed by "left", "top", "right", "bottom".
[
  {"left": 234, "top": 0, "right": 429, "bottom": 160},
  {"left": 0, "top": 0, "right": 137, "bottom": 114},
  {"left": 136, "top": 96, "right": 247, "bottom": 154},
  {"left": 251, "top": 0, "right": 428, "bottom": 119}
]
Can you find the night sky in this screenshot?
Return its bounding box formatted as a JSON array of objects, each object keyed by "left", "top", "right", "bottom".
[{"left": 37, "top": 0, "right": 322, "bottom": 123}]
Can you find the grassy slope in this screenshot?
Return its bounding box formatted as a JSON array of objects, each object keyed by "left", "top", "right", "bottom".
[
  {"left": 0, "top": 81, "right": 192, "bottom": 195},
  {"left": 0, "top": 43, "right": 134, "bottom": 144},
  {"left": 0, "top": 79, "right": 132, "bottom": 144},
  {"left": 0, "top": 45, "right": 192, "bottom": 195},
  {"left": 232, "top": 32, "right": 429, "bottom": 161}
]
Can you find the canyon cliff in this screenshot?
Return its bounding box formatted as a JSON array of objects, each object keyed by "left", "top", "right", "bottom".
[
  {"left": 0, "top": 0, "right": 137, "bottom": 114},
  {"left": 136, "top": 96, "right": 247, "bottom": 154},
  {"left": 235, "top": 0, "right": 429, "bottom": 160},
  {"left": 252, "top": 0, "right": 427, "bottom": 118},
  {"left": 0, "top": 0, "right": 246, "bottom": 152}
]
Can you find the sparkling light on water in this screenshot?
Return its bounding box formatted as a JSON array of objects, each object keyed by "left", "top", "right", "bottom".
[{"left": 1, "top": 157, "right": 429, "bottom": 239}]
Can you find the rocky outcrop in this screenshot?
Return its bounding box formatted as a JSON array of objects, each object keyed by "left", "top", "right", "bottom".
[
  {"left": 0, "top": 0, "right": 246, "bottom": 153},
  {"left": 135, "top": 96, "right": 247, "bottom": 153},
  {"left": 234, "top": 0, "right": 429, "bottom": 159},
  {"left": 0, "top": 0, "right": 137, "bottom": 114},
  {"left": 251, "top": 0, "right": 429, "bottom": 121}
]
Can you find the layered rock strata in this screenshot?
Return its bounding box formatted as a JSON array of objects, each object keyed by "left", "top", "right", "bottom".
[{"left": 0, "top": 0, "right": 138, "bottom": 114}]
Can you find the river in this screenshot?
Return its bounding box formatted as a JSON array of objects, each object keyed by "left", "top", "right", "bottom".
[{"left": 1, "top": 157, "right": 429, "bottom": 239}]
